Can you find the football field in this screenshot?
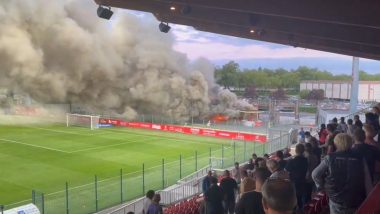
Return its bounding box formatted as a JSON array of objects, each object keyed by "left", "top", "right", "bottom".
[{"left": 0, "top": 123, "right": 265, "bottom": 213}]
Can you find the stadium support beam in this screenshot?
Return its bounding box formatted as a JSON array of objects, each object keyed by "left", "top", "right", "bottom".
[{"left": 350, "top": 57, "right": 359, "bottom": 114}]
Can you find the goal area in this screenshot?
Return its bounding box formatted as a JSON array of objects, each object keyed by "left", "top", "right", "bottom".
[{"left": 66, "top": 113, "right": 100, "bottom": 130}]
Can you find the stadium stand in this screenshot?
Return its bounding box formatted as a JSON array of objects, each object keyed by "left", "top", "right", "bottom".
[
  {"left": 103, "top": 103, "right": 380, "bottom": 214},
  {"left": 164, "top": 195, "right": 202, "bottom": 214}
]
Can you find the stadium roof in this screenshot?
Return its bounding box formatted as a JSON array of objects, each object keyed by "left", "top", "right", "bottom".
[{"left": 94, "top": 0, "right": 380, "bottom": 61}]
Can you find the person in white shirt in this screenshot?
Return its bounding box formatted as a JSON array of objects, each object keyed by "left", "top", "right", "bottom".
[
  {"left": 142, "top": 190, "right": 155, "bottom": 214},
  {"left": 231, "top": 162, "right": 242, "bottom": 184}
]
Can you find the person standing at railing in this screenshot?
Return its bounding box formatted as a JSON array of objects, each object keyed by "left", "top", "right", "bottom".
[
  {"left": 231, "top": 162, "right": 242, "bottom": 185},
  {"left": 318, "top": 124, "right": 328, "bottom": 145},
  {"left": 220, "top": 170, "right": 238, "bottom": 214},
  {"left": 204, "top": 177, "right": 223, "bottom": 214},
  {"left": 142, "top": 190, "right": 155, "bottom": 214},
  {"left": 202, "top": 171, "right": 213, "bottom": 194},
  {"left": 147, "top": 194, "right": 163, "bottom": 214}
]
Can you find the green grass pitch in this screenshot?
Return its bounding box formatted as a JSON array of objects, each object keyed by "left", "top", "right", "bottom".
[{"left": 0, "top": 124, "right": 264, "bottom": 213}]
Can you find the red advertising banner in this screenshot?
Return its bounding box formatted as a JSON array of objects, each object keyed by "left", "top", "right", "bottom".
[{"left": 99, "top": 119, "right": 267, "bottom": 143}]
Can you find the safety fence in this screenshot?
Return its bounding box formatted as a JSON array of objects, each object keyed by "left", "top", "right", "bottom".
[
  {"left": 107, "top": 167, "right": 211, "bottom": 214},
  {"left": 24, "top": 141, "right": 265, "bottom": 214},
  {"left": 4, "top": 130, "right": 292, "bottom": 214},
  {"left": 98, "top": 132, "right": 292, "bottom": 214}
]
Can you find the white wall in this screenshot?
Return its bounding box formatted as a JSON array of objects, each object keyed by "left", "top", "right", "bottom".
[{"left": 300, "top": 81, "right": 380, "bottom": 102}]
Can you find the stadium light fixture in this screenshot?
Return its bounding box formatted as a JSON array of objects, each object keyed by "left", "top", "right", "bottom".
[
  {"left": 170, "top": 6, "right": 176, "bottom": 11},
  {"left": 159, "top": 22, "right": 171, "bottom": 33},
  {"left": 97, "top": 5, "right": 113, "bottom": 20}
]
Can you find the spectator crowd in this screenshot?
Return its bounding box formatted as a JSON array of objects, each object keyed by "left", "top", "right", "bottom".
[{"left": 141, "top": 103, "right": 380, "bottom": 214}]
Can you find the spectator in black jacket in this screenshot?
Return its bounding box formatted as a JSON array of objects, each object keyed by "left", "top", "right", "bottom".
[
  {"left": 220, "top": 170, "right": 238, "bottom": 214},
  {"left": 354, "top": 115, "right": 363, "bottom": 130},
  {"left": 235, "top": 168, "right": 271, "bottom": 214},
  {"left": 275, "top": 150, "right": 287, "bottom": 170},
  {"left": 312, "top": 133, "right": 366, "bottom": 214},
  {"left": 285, "top": 143, "right": 308, "bottom": 212},
  {"left": 352, "top": 128, "right": 380, "bottom": 182},
  {"left": 205, "top": 177, "right": 223, "bottom": 214},
  {"left": 304, "top": 143, "right": 319, "bottom": 203}
]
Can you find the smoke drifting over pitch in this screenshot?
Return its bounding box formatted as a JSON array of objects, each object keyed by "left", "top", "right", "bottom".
[{"left": 0, "top": 0, "right": 252, "bottom": 121}]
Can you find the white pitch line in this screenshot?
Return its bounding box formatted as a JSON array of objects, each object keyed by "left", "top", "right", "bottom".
[
  {"left": 0, "top": 138, "right": 69, "bottom": 153},
  {"left": 30, "top": 127, "right": 95, "bottom": 136},
  {"left": 68, "top": 141, "right": 138, "bottom": 153}
]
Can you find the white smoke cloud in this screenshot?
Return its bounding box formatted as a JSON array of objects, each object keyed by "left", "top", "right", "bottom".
[
  {"left": 0, "top": 0, "right": 212, "bottom": 121},
  {"left": 0, "top": 0, "right": 251, "bottom": 121}
]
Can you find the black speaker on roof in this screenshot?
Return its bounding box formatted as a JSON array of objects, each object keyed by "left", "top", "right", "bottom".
[
  {"left": 159, "top": 22, "right": 171, "bottom": 33},
  {"left": 97, "top": 5, "right": 113, "bottom": 20}
]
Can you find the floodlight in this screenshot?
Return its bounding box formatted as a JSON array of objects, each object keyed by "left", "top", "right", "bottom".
[
  {"left": 97, "top": 5, "right": 113, "bottom": 20},
  {"left": 159, "top": 22, "right": 171, "bottom": 33}
]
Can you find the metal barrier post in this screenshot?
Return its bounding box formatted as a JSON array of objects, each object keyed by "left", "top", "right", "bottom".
[
  {"left": 263, "top": 141, "right": 266, "bottom": 155},
  {"left": 209, "top": 148, "right": 212, "bottom": 166},
  {"left": 65, "top": 182, "right": 69, "bottom": 214},
  {"left": 120, "top": 169, "right": 123, "bottom": 203},
  {"left": 142, "top": 163, "right": 145, "bottom": 195},
  {"left": 32, "top": 190, "right": 36, "bottom": 204},
  {"left": 162, "top": 159, "right": 165, "bottom": 189},
  {"left": 233, "top": 141, "right": 236, "bottom": 163},
  {"left": 195, "top": 151, "right": 198, "bottom": 171},
  {"left": 222, "top": 145, "right": 224, "bottom": 168},
  {"left": 244, "top": 141, "right": 246, "bottom": 161},
  {"left": 41, "top": 193, "right": 45, "bottom": 214},
  {"left": 180, "top": 155, "right": 182, "bottom": 179},
  {"left": 95, "top": 175, "right": 98, "bottom": 212}
]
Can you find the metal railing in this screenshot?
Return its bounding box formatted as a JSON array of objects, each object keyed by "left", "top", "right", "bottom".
[
  {"left": 106, "top": 131, "right": 293, "bottom": 214},
  {"left": 158, "top": 177, "right": 203, "bottom": 205},
  {"left": 107, "top": 167, "right": 210, "bottom": 214}
]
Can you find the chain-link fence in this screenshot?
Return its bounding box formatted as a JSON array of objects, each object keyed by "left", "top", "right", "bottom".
[{"left": 24, "top": 140, "right": 270, "bottom": 214}]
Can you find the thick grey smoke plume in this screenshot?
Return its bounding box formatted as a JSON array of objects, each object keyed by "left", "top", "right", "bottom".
[
  {"left": 0, "top": 0, "right": 251, "bottom": 121},
  {"left": 0, "top": 0, "right": 213, "bottom": 120}
]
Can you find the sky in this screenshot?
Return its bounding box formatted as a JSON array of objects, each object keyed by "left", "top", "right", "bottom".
[{"left": 127, "top": 10, "right": 380, "bottom": 75}]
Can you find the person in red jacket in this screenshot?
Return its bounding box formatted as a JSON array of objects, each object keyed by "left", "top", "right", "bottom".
[{"left": 318, "top": 123, "right": 328, "bottom": 145}]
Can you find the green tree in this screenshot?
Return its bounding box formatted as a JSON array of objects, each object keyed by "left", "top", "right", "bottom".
[{"left": 215, "top": 61, "right": 239, "bottom": 89}]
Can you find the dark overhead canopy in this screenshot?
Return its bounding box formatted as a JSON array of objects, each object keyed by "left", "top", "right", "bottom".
[{"left": 94, "top": 0, "right": 380, "bottom": 61}]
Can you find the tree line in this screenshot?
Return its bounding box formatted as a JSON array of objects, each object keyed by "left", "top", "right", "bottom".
[{"left": 215, "top": 61, "right": 380, "bottom": 91}]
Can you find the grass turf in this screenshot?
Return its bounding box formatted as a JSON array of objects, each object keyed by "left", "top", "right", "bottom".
[{"left": 0, "top": 124, "right": 265, "bottom": 213}]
